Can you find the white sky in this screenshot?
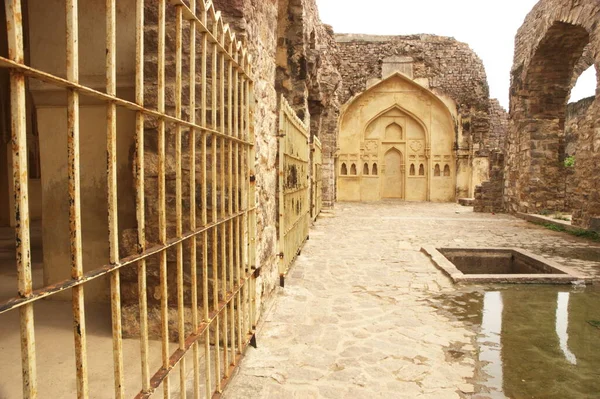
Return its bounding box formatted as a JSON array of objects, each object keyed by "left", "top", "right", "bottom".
[{"left": 316, "top": 0, "right": 596, "bottom": 109}]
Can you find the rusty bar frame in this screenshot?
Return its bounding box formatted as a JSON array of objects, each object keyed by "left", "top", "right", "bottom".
[
  {"left": 1, "top": 1, "right": 256, "bottom": 398},
  {"left": 311, "top": 135, "right": 323, "bottom": 220},
  {"left": 278, "top": 95, "right": 310, "bottom": 281}
]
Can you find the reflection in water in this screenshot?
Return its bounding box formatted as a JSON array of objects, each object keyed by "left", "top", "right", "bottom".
[
  {"left": 479, "top": 292, "right": 504, "bottom": 398},
  {"left": 556, "top": 292, "right": 577, "bottom": 365},
  {"left": 433, "top": 287, "right": 600, "bottom": 398}
]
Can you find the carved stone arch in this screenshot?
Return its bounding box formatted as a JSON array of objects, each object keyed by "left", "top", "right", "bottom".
[
  {"left": 362, "top": 103, "right": 429, "bottom": 145},
  {"left": 340, "top": 72, "right": 455, "bottom": 127}
]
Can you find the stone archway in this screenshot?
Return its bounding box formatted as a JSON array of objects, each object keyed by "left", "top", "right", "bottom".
[{"left": 506, "top": 0, "right": 600, "bottom": 228}]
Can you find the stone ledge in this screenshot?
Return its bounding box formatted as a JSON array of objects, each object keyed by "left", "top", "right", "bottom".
[
  {"left": 421, "top": 245, "right": 590, "bottom": 285},
  {"left": 516, "top": 213, "right": 582, "bottom": 233}
]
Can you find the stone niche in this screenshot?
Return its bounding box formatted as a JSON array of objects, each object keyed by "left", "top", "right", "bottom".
[{"left": 337, "top": 72, "right": 456, "bottom": 202}]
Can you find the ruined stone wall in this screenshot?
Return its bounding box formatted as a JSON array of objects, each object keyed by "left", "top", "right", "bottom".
[
  {"left": 564, "top": 96, "right": 594, "bottom": 212},
  {"left": 505, "top": 0, "right": 600, "bottom": 228},
  {"left": 474, "top": 150, "right": 505, "bottom": 213},
  {"left": 274, "top": 0, "right": 342, "bottom": 207},
  {"left": 488, "top": 99, "right": 509, "bottom": 151}
]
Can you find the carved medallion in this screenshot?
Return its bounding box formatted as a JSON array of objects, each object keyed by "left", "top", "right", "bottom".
[
  {"left": 365, "top": 141, "right": 378, "bottom": 154},
  {"left": 410, "top": 140, "right": 423, "bottom": 153}
]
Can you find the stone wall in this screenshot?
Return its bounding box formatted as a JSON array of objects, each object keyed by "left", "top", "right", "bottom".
[
  {"left": 564, "top": 96, "right": 594, "bottom": 212},
  {"left": 488, "top": 99, "right": 509, "bottom": 151},
  {"left": 474, "top": 150, "right": 505, "bottom": 213},
  {"left": 505, "top": 0, "right": 600, "bottom": 228}
]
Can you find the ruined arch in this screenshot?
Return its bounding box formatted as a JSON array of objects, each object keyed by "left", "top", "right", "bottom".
[
  {"left": 337, "top": 72, "right": 456, "bottom": 202},
  {"left": 507, "top": 2, "right": 600, "bottom": 227}
]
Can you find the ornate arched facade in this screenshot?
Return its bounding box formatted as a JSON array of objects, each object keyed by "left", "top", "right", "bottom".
[{"left": 337, "top": 73, "right": 457, "bottom": 202}]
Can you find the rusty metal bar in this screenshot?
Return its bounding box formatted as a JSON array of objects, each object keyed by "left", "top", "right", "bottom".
[
  {"left": 187, "top": 1, "right": 201, "bottom": 398},
  {"left": 135, "top": 0, "right": 150, "bottom": 392},
  {"left": 247, "top": 77, "right": 257, "bottom": 331},
  {"left": 106, "top": 0, "right": 125, "bottom": 396},
  {"left": 174, "top": 5, "right": 187, "bottom": 399},
  {"left": 200, "top": 5, "right": 212, "bottom": 398},
  {"left": 65, "top": 0, "right": 89, "bottom": 397},
  {"left": 233, "top": 46, "right": 243, "bottom": 355},
  {"left": 0, "top": 57, "right": 252, "bottom": 146},
  {"left": 226, "top": 38, "right": 236, "bottom": 367},
  {"left": 5, "top": 1, "right": 37, "bottom": 398},
  {"left": 157, "top": 1, "right": 171, "bottom": 398},
  {"left": 0, "top": 210, "right": 252, "bottom": 315},
  {"left": 211, "top": 14, "right": 222, "bottom": 394},
  {"left": 133, "top": 276, "right": 255, "bottom": 399},
  {"left": 219, "top": 27, "right": 229, "bottom": 379}
]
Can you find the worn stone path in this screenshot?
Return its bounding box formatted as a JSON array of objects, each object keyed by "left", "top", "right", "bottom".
[{"left": 222, "top": 202, "right": 600, "bottom": 398}]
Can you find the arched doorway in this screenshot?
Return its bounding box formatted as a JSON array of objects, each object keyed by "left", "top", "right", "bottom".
[{"left": 383, "top": 148, "right": 403, "bottom": 198}]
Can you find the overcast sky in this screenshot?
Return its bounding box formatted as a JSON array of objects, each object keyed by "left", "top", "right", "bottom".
[{"left": 316, "top": 0, "right": 596, "bottom": 109}]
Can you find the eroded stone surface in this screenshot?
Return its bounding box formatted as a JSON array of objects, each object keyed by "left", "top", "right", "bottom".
[{"left": 222, "top": 203, "right": 600, "bottom": 398}]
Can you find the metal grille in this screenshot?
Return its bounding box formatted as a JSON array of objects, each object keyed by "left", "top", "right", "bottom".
[
  {"left": 1, "top": 0, "right": 256, "bottom": 397},
  {"left": 278, "top": 96, "right": 310, "bottom": 284},
  {"left": 311, "top": 136, "right": 323, "bottom": 220}
]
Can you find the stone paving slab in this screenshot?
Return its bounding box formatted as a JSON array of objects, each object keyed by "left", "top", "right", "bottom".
[{"left": 222, "top": 202, "right": 600, "bottom": 398}]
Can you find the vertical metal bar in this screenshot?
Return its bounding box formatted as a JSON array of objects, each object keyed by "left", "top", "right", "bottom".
[
  {"left": 233, "top": 46, "right": 242, "bottom": 353},
  {"left": 219, "top": 33, "right": 229, "bottom": 378},
  {"left": 226, "top": 39, "right": 236, "bottom": 366},
  {"left": 66, "top": 0, "right": 89, "bottom": 397},
  {"left": 134, "top": 0, "right": 150, "bottom": 391},
  {"left": 5, "top": 1, "right": 37, "bottom": 397},
  {"left": 278, "top": 96, "right": 285, "bottom": 279},
  {"left": 157, "top": 1, "right": 170, "bottom": 397},
  {"left": 187, "top": 1, "right": 200, "bottom": 398},
  {"left": 247, "top": 76, "right": 256, "bottom": 332},
  {"left": 200, "top": 5, "right": 211, "bottom": 398},
  {"left": 211, "top": 16, "right": 221, "bottom": 393},
  {"left": 174, "top": 5, "right": 186, "bottom": 399},
  {"left": 106, "top": 0, "right": 125, "bottom": 397},
  {"left": 239, "top": 69, "right": 247, "bottom": 339}
]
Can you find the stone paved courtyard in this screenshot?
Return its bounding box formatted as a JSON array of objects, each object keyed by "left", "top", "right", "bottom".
[{"left": 222, "top": 202, "right": 600, "bottom": 398}]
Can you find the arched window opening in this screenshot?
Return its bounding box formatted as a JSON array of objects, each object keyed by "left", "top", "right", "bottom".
[
  {"left": 419, "top": 164, "right": 425, "bottom": 176},
  {"left": 434, "top": 164, "right": 441, "bottom": 177},
  {"left": 569, "top": 65, "right": 596, "bottom": 103},
  {"left": 409, "top": 164, "right": 416, "bottom": 176},
  {"left": 444, "top": 164, "right": 451, "bottom": 177},
  {"left": 350, "top": 163, "right": 357, "bottom": 175},
  {"left": 341, "top": 163, "right": 348, "bottom": 175},
  {"left": 372, "top": 163, "right": 378, "bottom": 175},
  {"left": 363, "top": 163, "right": 369, "bottom": 175}
]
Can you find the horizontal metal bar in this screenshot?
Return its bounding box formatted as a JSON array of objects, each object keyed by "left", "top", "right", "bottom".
[
  {"left": 0, "top": 209, "right": 256, "bottom": 314},
  {"left": 283, "top": 152, "right": 310, "bottom": 163},
  {"left": 282, "top": 210, "right": 311, "bottom": 236},
  {"left": 0, "top": 57, "right": 253, "bottom": 147},
  {"left": 134, "top": 285, "right": 255, "bottom": 399}
]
